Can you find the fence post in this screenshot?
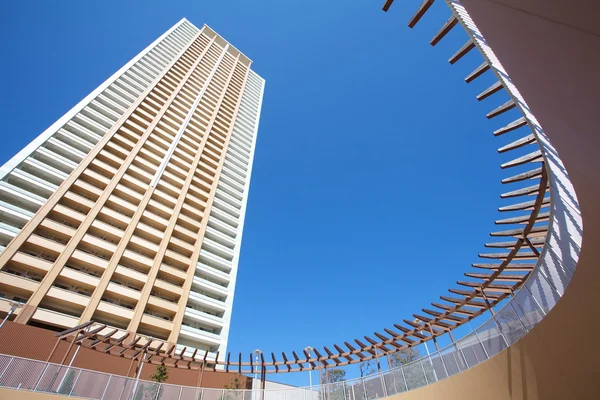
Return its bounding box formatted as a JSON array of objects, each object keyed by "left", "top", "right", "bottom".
[
  {"left": 524, "top": 283, "right": 547, "bottom": 316},
  {"left": 154, "top": 383, "right": 162, "bottom": 400},
  {"left": 380, "top": 372, "right": 387, "bottom": 398},
  {"left": 361, "top": 378, "right": 367, "bottom": 400},
  {"left": 33, "top": 362, "right": 50, "bottom": 391},
  {"left": 100, "top": 375, "right": 112, "bottom": 400},
  {"left": 342, "top": 381, "right": 347, "bottom": 400},
  {"left": 350, "top": 383, "right": 355, "bottom": 400},
  {"left": 178, "top": 385, "right": 183, "bottom": 400},
  {"left": 473, "top": 328, "right": 490, "bottom": 359},
  {"left": 399, "top": 365, "right": 408, "bottom": 392},
  {"left": 68, "top": 369, "right": 82, "bottom": 396},
  {"left": 419, "top": 360, "right": 428, "bottom": 385}
]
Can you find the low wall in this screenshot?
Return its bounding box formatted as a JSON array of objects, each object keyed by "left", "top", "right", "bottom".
[{"left": 0, "top": 321, "right": 250, "bottom": 388}]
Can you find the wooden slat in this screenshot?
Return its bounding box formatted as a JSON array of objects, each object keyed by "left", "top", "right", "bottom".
[
  {"left": 449, "top": 289, "right": 502, "bottom": 300},
  {"left": 55, "top": 321, "right": 95, "bottom": 339},
  {"left": 477, "top": 81, "right": 504, "bottom": 101},
  {"left": 501, "top": 183, "right": 544, "bottom": 198},
  {"left": 487, "top": 99, "right": 516, "bottom": 119},
  {"left": 408, "top": 0, "right": 435, "bottom": 28},
  {"left": 413, "top": 314, "right": 453, "bottom": 330},
  {"left": 479, "top": 251, "right": 538, "bottom": 260},
  {"left": 501, "top": 166, "right": 542, "bottom": 184},
  {"left": 432, "top": 302, "right": 475, "bottom": 316},
  {"left": 501, "top": 150, "right": 543, "bottom": 169},
  {"left": 382, "top": 0, "right": 395, "bottom": 12},
  {"left": 422, "top": 308, "right": 464, "bottom": 323},
  {"left": 496, "top": 211, "right": 549, "bottom": 225},
  {"left": 485, "top": 237, "right": 544, "bottom": 248},
  {"left": 494, "top": 116, "right": 528, "bottom": 136},
  {"left": 431, "top": 16, "right": 458, "bottom": 46},
  {"left": 498, "top": 196, "right": 550, "bottom": 212},
  {"left": 489, "top": 226, "right": 545, "bottom": 237},
  {"left": 471, "top": 263, "right": 535, "bottom": 272},
  {"left": 465, "top": 272, "right": 527, "bottom": 282},
  {"left": 465, "top": 61, "right": 490, "bottom": 83},
  {"left": 458, "top": 281, "right": 516, "bottom": 293},
  {"left": 449, "top": 40, "right": 475, "bottom": 64},
  {"left": 498, "top": 134, "right": 536, "bottom": 154}
]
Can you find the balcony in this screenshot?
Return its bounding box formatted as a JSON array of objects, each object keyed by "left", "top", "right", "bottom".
[
  {"left": 9, "top": 252, "right": 52, "bottom": 273},
  {"left": 0, "top": 199, "right": 34, "bottom": 225},
  {"left": 196, "top": 262, "right": 230, "bottom": 284},
  {"left": 205, "top": 226, "right": 236, "bottom": 249},
  {"left": 0, "top": 271, "right": 40, "bottom": 293},
  {"left": 192, "top": 276, "right": 228, "bottom": 297},
  {"left": 46, "top": 287, "right": 90, "bottom": 308},
  {"left": 106, "top": 282, "right": 142, "bottom": 302},
  {"left": 210, "top": 207, "right": 238, "bottom": 229},
  {"left": 154, "top": 278, "right": 184, "bottom": 297},
  {"left": 159, "top": 264, "right": 187, "bottom": 282},
  {"left": 26, "top": 234, "right": 66, "bottom": 256},
  {"left": 215, "top": 185, "right": 242, "bottom": 208},
  {"left": 122, "top": 249, "right": 154, "bottom": 271},
  {"left": 185, "top": 307, "right": 224, "bottom": 328},
  {"left": 219, "top": 172, "right": 244, "bottom": 195},
  {"left": 0, "top": 181, "right": 45, "bottom": 213},
  {"left": 202, "top": 238, "right": 233, "bottom": 261},
  {"left": 31, "top": 308, "right": 79, "bottom": 329},
  {"left": 187, "top": 291, "right": 227, "bottom": 312},
  {"left": 71, "top": 249, "right": 109, "bottom": 270},
  {"left": 199, "top": 249, "right": 231, "bottom": 273},
  {"left": 212, "top": 197, "right": 240, "bottom": 220},
  {"left": 147, "top": 295, "right": 178, "bottom": 313},
  {"left": 97, "top": 300, "right": 135, "bottom": 320},
  {"left": 115, "top": 265, "right": 148, "bottom": 285},
  {"left": 207, "top": 216, "right": 237, "bottom": 239},
  {"left": 141, "top": 313, "right": 173, "bottom": 332},
  {"left": 179, "top": 324, "right": 221, "bottom": 347},
  {"left": 59, "top": 266, "right": 101, "bottom": 287}
]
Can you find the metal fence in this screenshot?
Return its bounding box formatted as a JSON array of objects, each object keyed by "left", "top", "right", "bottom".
[{"left": 0, "top": 272, "right": 572, "bottom": 400}]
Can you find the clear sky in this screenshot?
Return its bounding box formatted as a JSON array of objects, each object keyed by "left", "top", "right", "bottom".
[{"left": 0, "top": 0, "right": 527, "bottom": 387}]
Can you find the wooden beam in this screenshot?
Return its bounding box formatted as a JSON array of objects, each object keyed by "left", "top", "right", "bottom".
[
  {"left": 477, "top": 81, "right": 504, "bottom": 101},
  {"left": 498, "top": 197, "right": 550, "bottom": 212},
  {"left": 501, "top": 165, "right": 542, "bottom": 183},
  {"left": 408, "top": 0, "right": 435, "bottom": 28},
  {"left": 493, "top": 116, "right": 527, "bottom": 136},
  {"left": 382, "top": 0, "right": 395, "bottom": 12},
  {"left": 431, "top": 16, "right": 458, "bottom": 46},
  {"left": 487, "top": 99, "right": 516, "bottom": 119},
  {"left": 501, "top": 150, "right": 543, "bottom": 169},
  {"left": 465, "top": 62, "right": 490, "bottom": 83},
  {"left": 449, "top": 40, "right": 475, "bottom": 64},
  {"left": 55, "top": 321, "right": 95, "bottom": 339},
  {"left": 496, "top": 212, "right": 549, "bottom": 225}
]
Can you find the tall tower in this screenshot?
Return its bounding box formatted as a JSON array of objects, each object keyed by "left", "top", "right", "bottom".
[{"left": 0, "top": 19, "right": 264, "bottom": 358}]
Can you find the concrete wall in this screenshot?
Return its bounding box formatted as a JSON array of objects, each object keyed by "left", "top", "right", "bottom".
[{"left": 0, "top": 321, "right": 251, "bottom": 388}]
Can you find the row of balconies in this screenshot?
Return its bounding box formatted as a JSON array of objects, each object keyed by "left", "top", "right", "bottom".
[{"left": 0, "top": 20, "right": 199, "bottom": 241}]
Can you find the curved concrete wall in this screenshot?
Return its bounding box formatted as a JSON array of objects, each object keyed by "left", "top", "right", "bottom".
[{"left": 389, "top": 1, "right": 600, "bottom": 398}]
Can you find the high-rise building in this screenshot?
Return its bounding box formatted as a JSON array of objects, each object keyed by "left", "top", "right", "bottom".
[{"left": 0, "top": 18, "right": 264, "bottom": 358}]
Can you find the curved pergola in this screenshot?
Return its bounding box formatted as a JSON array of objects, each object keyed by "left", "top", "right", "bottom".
[{"left": 54, "top": 0, "right": 557, "bottom": 376}]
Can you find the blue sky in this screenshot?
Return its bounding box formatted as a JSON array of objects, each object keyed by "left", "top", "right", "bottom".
[{"left": 0, "top": 0, "right": 527, "bottom": 386}]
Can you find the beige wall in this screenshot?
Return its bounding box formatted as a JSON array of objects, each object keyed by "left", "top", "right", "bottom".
[
  {"left": 0, "top": 388, "right": 68, "bottom": 400},
  {"left": 387, "top": 1, "right": 600, "bottom": 398}
]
